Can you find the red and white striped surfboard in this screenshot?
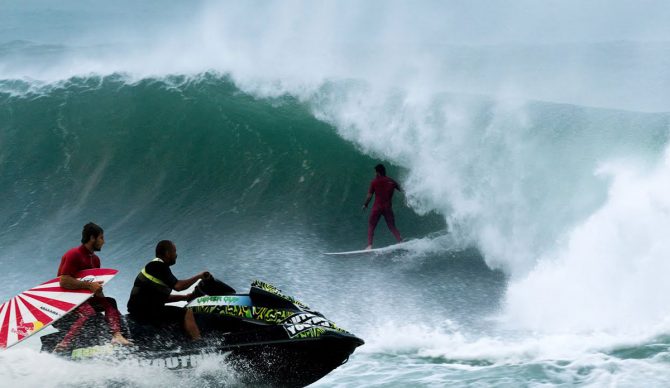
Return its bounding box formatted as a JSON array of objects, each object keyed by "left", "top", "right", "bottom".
[{"left": 0, "top": 268, "right": 118, "bottom": 349}]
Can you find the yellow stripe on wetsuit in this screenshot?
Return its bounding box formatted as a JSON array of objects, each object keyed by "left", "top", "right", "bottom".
[
  {"left": 140, "top": 267, "right": 168, "bottom": 287},
  {"left": 139, "top": 257, "right": 169, "bottom": 288}
]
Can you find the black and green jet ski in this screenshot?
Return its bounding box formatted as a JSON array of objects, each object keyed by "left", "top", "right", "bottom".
[{"left": 40, "top": 277, "right": 364, "bottom": 387}]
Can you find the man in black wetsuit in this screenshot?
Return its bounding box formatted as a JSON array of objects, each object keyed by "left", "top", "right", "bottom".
[{"left": 127, "top": 240, "right": 210, "bottom": 340}]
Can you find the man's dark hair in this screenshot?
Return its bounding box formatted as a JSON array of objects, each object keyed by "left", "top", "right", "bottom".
[
  {"left": 375, "top": 164, "right": 386, "bottom": 176},
  {"left": 81, "top": 222, "right": 104, "bottom": 244},
  {"left": 155, "top": 240, "right": 175, "bottom": 258}
]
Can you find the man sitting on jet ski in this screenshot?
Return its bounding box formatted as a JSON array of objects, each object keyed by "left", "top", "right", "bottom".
[{"left": 127, "top": 240, "right": 210, "bottom": 340}]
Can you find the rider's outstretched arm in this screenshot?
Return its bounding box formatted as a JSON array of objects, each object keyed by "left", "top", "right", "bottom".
[{"left": 174, "top": 271, "right": 210, "bottom": 291}]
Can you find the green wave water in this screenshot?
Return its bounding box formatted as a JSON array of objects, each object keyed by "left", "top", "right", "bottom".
[{"left": 0, "top": 74, "right": 445, "bottom": 295}]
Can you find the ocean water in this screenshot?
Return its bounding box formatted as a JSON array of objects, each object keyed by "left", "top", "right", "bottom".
[{"left": 2, "top": 1, "right": 670, "bottom": 387}]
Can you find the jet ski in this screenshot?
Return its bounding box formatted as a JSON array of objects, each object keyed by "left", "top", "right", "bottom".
[{"left": 40, "top": 277, "right": 364, "bottom": 387}]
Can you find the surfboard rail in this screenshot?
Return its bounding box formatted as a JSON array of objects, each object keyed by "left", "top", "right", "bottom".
[{"left": 323, "top": 240, "right": 412, "bottom": 256}]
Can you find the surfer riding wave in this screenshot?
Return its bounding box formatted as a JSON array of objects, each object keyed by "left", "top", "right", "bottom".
[{"left": 362, "top": 164, "right": 403, "bottom": 249}]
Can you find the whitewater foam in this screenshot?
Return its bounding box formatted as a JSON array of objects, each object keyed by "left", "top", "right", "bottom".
[{"left": 504, "top": 150, "right": 670, "bottom": 334}]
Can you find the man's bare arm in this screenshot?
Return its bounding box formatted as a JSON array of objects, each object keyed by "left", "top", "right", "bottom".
[
  {"left": 59, "top": 275, "right": 103, "bottom": 294},
  {"left": 174, "top": 272, "right": 210, "bottom": 291}
]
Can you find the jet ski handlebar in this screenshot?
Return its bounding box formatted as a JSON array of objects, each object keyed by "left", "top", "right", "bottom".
[{"left": 190, "top": 273, "right": 236, "bottom": 299}]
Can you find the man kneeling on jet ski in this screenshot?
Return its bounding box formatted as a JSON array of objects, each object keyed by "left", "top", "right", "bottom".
[{"left": 127, "top": 240, "right": 210, "bottom": 340}]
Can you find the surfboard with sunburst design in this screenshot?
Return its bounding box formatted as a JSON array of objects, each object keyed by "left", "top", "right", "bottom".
[{"left": 0, "top": 268, "right": 118, "bottom": 349}]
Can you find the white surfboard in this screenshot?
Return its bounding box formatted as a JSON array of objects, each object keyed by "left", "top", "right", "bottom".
[
  {"left": 0, "top": 268, "right": 118, "bottom": 350},
  {"left": 323, "top": 241, "right": 412, "bottom": 256}
]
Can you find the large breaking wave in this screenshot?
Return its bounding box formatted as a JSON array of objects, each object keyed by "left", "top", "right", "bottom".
[{"left": 3, "top": 3, "right": 670, "bottom": 378}]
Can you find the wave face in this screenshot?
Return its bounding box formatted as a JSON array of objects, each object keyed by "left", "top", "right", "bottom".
[
  {"left": 3, "top": 1, "right": 670, "bottom": 386},
  {"left": 0, "top": 75, "right": 443, "bottom": 279}
]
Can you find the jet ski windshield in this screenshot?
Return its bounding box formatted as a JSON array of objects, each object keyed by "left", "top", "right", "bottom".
[{"left": 248, "top": 280, "right": 316, "bottom": 312}]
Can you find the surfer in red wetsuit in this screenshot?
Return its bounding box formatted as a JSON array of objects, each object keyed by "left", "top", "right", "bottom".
[
  {"left": 53, "top": 222, "right": 131, "bottom": 352},
  {"left": 362, "top": 164, "right": 403, "bottom": 249}
]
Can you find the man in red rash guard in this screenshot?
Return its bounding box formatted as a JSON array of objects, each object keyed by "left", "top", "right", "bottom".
[
  {"left": 53, "top": 222, "right": 131, "bottom": 352},
  {"left": 362, "top": 164, "right": 403, "bottom": 249}
]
